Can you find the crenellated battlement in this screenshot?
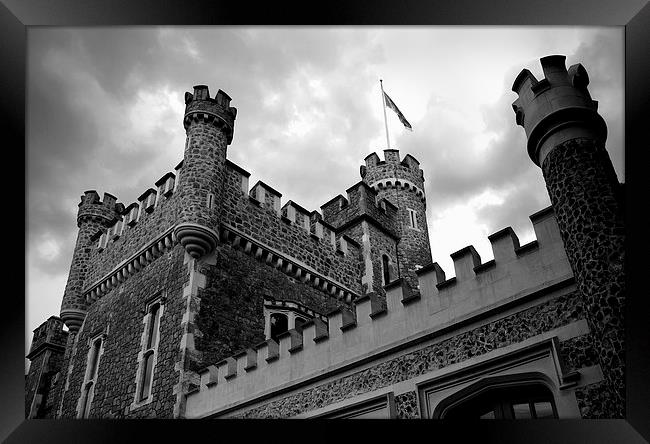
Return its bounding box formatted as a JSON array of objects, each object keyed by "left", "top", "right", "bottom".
[
  {"left": 185, "top": 206, "right": 575, "bottom": 417},
  {"left": 91, "top": 167, "right": 179, "bottom": 256},
  {"left": 183, "top": 85, "right": 238, "bottom": 144},
  {"left": 361, "top": 149, "right": 425, "bottom": 195},
  {"left": 320, "top": 181, "right": 400, "bottom": 238},
  {"left": 511, "top": 55, "right": 607, "bottom": 166},
  {"left": 27, "top": 316, "right": 68, "bottom": 360},
  {"left": 220, "top": 159, "right": 363, "bottom": 296},
  {"left": 81, "top": 164, "right": 183, "bottom": 301},
  {"left": 77, "top": 190, "right": 124, "bottom": 227}
]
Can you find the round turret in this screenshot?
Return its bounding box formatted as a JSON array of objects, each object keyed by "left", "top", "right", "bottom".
[
  {"left": 60, "top": 191, "right": 123, "bottom": 332},
  {"left": 361, "top": 149, "right": 432, "bottom": 289},
  {"left": 512, "top": 55, "right": 625, "bottom": 416},
  {"left": 174, "top": 85, "right": 237, "bottom": 258}
]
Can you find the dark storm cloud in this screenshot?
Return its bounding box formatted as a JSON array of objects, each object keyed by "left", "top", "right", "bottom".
[
  {"left": 27, "top": 28, "right": 386, "bottom": 278},
  {"left": 393, "top": 33, "right": 622, "bottom": 263}
]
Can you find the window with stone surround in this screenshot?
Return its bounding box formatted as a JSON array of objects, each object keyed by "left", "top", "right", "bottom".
[
  {"left": 382, "top": 254, "right": 391, "bottom": 285},
  {"left": 263, "top": 298, "right": 323, "bottom": 342},
  {"left": 132, "top": 296, "right": 164, "bottom": 408},
  {"left": 78, "top": 334, "right": 104, "bottom": 418},
  {"left": 440, "top": 381, "right": 557, "bottom": 419},
  {"left": 407, "top": 208, "right": 418, "bottom": 229}
]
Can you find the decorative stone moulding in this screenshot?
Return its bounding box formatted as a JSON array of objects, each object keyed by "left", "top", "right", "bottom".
[
  {"left": 511, "top": 55, "right": 607, "bottom": 167},
  {"left": 183, "top": 86, "right": 237, "bottom": 144},
  {"left": 369, "top": 178, "right": 426, "bottom": 202},
  {"left": 174, "top": 223, "right": 219, "bottom": 259},
  {"left": 84, "top": 228, "right": 177, "bottom": 304},
  {"left": 59, "top": 308, "right": 87, "bottom": 333},
  {"left": 187, "top": 206, "right": 578, "bottom": 418},
  {"left": 221, "top": 224, "right": 358, "bottom": 304}
]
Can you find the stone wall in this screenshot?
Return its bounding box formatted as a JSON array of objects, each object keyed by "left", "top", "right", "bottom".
[
  {"left": 234, "top": 290, "right": 585, "bottom": 418},
  {"left": 84, "top": 189, "right": 181, "bottom": 287},
  {"left": 194, "top": 241, "right": 347, "bottom": 369},
  {"left": 541, "top": 138, "right": 626, "bottom": 417},
  {"left": 220, "top": 162, "right": 362, "bottom": 293},
  {"left": 59, "top": 245, "right": 187, "bottom": 419}
]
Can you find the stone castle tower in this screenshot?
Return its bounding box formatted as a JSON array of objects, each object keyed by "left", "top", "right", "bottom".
[
  {"left": 512, "top": 54, "right": 626, "bottom": 416},
  {"left": 26, "top": 55, "right": 625, "bottom": 420},
  {"left": 362, "top": 149, "right": 432, "bottom": 289}
]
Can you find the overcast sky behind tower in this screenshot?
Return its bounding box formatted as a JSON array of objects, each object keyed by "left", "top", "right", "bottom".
[{"left": 26, "top": 26, "right": 624, "bottom": 352}]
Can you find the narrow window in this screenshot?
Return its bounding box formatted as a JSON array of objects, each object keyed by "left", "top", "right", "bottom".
[
  {"left": 408, "top": 209, "right": 418, "bottom": 229},
  {"left": 382, "top": 255, "right": 391, "bottom": 285},
  {"left": 270, "top": 313, "right": 288, "bottom": 342},
  {"left": 137, "top": 301, "right": 162, "bottom": 403},
  {"left": 207, "top": 193, "right": 214, "bottom": 210},
  {"left": 79, "top": 336, "right": 103, "bottom": 418},
  {"left": 139, "top": 352, "right": 155, "bottom": 401}
]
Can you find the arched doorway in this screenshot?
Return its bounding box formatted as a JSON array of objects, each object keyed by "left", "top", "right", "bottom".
[{"left": 433, "top": 373, "right": 558, "bottom": 419}]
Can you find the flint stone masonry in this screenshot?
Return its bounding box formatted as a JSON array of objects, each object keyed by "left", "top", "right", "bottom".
[
  {"left": 218, "top": 290, "right": 584, "bottom": 418},
  {"left": 394, "top": 391, "right": 419, "bottom": 419},
  {"left": 541, "top": 138, "right": 625, "bottom": 416},
  {"left": 512, "top": 55, "right": 625, "bottom": 418}
]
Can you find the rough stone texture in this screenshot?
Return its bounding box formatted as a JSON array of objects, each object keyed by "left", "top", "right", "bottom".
[
  {"left": 362, "top": 152, "right": 432, "bottom": 290},
  {"left": 30, "top": 80, "right": 623, "bottom": 421},
  {"left": 25, "top": 317, "right": 68, "bottom": 418},
  {"left": 235, "top": 291, "right": 582, "bottom": 418},
  {"left": 85, "top": 190, "right": 181, "bottom": 286},
  {"left": 575, "top": 381, "right": 621, "bottom": 419},
  {"left": 58, "top": 246, "right": 188, "bottom": 419},
  {"left": 194, "top": 242, "right": 347, "bottom": 368},
  {"left": 177, "top": 116, "right": 227, "bottom": 231},
  {"left": 541, "top": 138, "right": 625, "bottom": 417},
  {"left": 61, "top": 192, "right": 122, "bottom": 320},
  {"left": 395, "top": 391, "right": 419, "bottom": 419},
  {"left": 559, "top": 333, "right": 599, "bottom": 372},
  {"left": 322, "top": 182, "right": 400, "bottom": 238},
  {"left": 221, "top": 163, "right": 362, "bottom": 292}
]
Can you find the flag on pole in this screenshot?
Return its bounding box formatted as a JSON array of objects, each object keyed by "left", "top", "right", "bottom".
[{"left": 383, "top": 91, "right": 412, "bottom": 131}]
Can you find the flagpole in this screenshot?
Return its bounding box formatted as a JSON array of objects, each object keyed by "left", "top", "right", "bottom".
[{"left": 380, "top": 79, "right": 390, "bottom": 149}]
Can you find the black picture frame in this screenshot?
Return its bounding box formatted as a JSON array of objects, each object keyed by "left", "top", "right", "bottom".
[{"left": 3, "top": 0, "right": 648, "bottom": 442}]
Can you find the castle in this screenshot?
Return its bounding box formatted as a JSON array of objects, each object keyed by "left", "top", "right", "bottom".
[{"left": 26, "top": 55, "right": 625, "bottom": 419}]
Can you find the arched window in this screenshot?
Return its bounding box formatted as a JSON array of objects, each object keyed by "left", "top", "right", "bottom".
[
  {"left": 382, "top": 255, "right": 391, "bottom": 285},
  {"left": 433, "top": 375, "right": 558, "bottom": 419},
  {"left": 270, "top": 313, "right": 288, "bottom": 342}
]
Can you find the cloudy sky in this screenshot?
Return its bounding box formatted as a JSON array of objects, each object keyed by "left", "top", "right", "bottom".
[{"left": 26, "top": 26, "right": 624, "bottom": 351}]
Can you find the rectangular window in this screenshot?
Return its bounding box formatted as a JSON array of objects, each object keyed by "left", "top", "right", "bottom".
[
  {"left": 134, "top": 299, "right": 163, "bottom": 405},
  {"left": 408, "top": 209, "right": 418, "bottom": 229},
  {"left": 163, "top": 175, "right": 175, "bottom": 197},
  {"left": 97, "top": 232, "right": 107, "bottom": 251},
  {"left": 79, "top": 335, "right": 103, "bottom": 418}
]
